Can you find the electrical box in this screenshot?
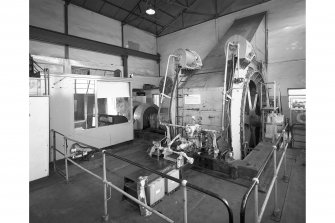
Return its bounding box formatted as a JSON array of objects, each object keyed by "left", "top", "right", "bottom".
[
  {"left": 165, "top": 169, "right": 180, "bottom": 193},
  {"left": 145, "top": 177, "right": 165, "bottom": 206}
]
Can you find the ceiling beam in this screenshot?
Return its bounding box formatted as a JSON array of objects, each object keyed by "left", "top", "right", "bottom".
[
  {"left": 98, "top": 2, "right": 106, "bottom": 13},
  {"left": 122, "top": 0, "right": 142, "bottom": 24},
  {"left": 30, "top": 26, "right": 160, "bottom": 62},
  {"left": 156, "top": 7, "right": 177, "bottom": 19},
  {"left": 158, "top": 0, "right": 200, "bottom": 35},
  {"left": 218, "top": 0, "right": 236, "bottom": 16},
  {"left": 184, "top": 10, "right": 216, "bottom": 16},
  {"left": 101, "top": 0, "right": 164, "bottom": 28}
]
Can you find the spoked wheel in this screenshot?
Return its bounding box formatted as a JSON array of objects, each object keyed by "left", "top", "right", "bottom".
[{"left": 243, "top": 80, "right": 262, "bottom": 156}]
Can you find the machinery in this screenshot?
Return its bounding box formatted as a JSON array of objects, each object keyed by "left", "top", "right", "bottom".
[
  {"left": 149, "top": 33, "right": 270, "bottom": 180},
  {"left": 147, "top": 13, "right": 289, "bottom": 183}
]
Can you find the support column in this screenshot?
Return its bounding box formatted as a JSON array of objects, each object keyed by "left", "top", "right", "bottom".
[
  {"left": 64, "top": 1, "right": 70, "bottom": 59},
  {"left": 122, "top": 55, "right": 128, "bottom": 78}
]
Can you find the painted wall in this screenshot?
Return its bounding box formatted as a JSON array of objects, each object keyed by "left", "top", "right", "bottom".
[
  {"left": 157, "top": 0, "right": 306, "bottom": 116},
  {"left": 29, "top": 0, "right": 159, "bottom": 77}
]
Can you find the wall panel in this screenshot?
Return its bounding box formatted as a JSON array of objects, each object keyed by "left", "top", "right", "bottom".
[
  {"left": 68, "top": 4, "right": 122, "bottom": 46},
  {"left": 29, "top": 0, "right": 64, "bottom": 32}
]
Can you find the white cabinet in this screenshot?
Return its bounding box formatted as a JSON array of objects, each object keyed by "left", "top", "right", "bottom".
[{"left": 29, "top": 96, "right": 49, "bottom": 181}]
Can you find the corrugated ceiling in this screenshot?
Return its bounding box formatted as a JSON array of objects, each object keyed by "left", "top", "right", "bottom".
[{"left": 67, "top": 0, "right": 271, "bottom": 36}]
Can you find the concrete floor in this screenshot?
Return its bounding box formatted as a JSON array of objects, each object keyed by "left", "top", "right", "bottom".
[{"left": 30, "top": 136, "right": 305, "bottom": 223}]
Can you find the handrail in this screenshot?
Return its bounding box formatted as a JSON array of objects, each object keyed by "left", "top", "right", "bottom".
[
  {"left": 51, "top": 129, "right": 65, "bottom": 137},
  {"left": 50, "top": 129, "right": 233, "bottom": 223},
  {"left": 240, "top": 122, "right": 290, "bottom": 223},
  {"left": 105, "top": 151, "right": 234, "bottom": 223},
  {"left": 51, "top": 129, "right": 100, "bottom": 152},
  {"left": 50, "top": 129, "right": 174, "bottom": 223}
]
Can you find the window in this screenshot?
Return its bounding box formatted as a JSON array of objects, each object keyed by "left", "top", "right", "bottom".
[
  {"left": 74, "top": 94, "right": 96, "bottom": 129},
  {"left": 74, "top": 80, "right": 96, "bottom": 129},
  {"left": 98, "top": 97, "right": 131, "bottom": 127},
  {"left": 73, "top": 80, "right": 132, "bottom": 129},
  {"left": 288, "top": 88, "right": 306, "bottom": 110},
  {"left": 96, "top": 81, "right": 131, "bottom": 127}
]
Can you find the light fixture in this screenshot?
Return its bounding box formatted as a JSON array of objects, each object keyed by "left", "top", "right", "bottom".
[
  {"left": 146, "top": 7, "right": 155, "bottom": 15},
  {"left": 145, "top": 0, "right": 155, "bottom": 15}
]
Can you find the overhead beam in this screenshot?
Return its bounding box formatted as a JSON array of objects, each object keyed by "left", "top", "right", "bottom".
[
  {"left": 122, "top": 0, "right": 142, "bottom": 23},
  {"left": 158, "top": 0, "right": 201, "bottom": 35},
  {"left": 98, "top": 2, "right": 106, "bottom": 13},
  {"left": 30, "top": 26, "right": 160, "bottom": 62},
  {"left": 100, "top": 0, "right": 164, "bottom": 28},
  {"left": 184, "top": 10, "right": 216, "bottom": 16}
]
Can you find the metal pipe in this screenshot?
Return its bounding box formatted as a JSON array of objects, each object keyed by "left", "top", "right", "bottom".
[
  {"left": 55, "top": 149, "right": 65, "bottom": 156},
  {"left": 65, "top": 136, "right": 100, "bottom": 152},
  {"left": 283, "top": 146, "right": 288, "bottom": 182},
  {"left": 160, "top": 55, "right": 178, "bottom": 104},
  {"left": 102, "top": 151, "right": 109, "bottom": 221},
  {"left": 182, "top": 180, "right": 188, "bottom": 223},
  {"left": 66, "top": 158, "right": 103, "bottom": 181},
  {"left": 64, "top": 137, "right": 69, "bottom": 182},
  {"left": 51, "top": 129, "right": 65, "bottom": 137},
  {"left": 253, "top": 178, "right": 259, "bottom": 223},
  {"left": 258, "top": 174, "right": 276, "bottom": 220},
  {"left": 222, "top": 42, "right": 231, "bottom": 131},
  {"left": 105, "top": 181, "right": 174, "bottom": 223},
  {"left": 274, "top": 81, "right": 276, "bottom": 110},
  {"left": 260, "top": 84, "right": 263, "bottom": 140},
  {"left": 273, "top": 146, "right": 278, "bottom": 212},
  {"left": 276, "top": 143, "right": 288, "bottom": 176},
  {"left": 53, "top": 130, "right": 56, "bottom": 172}
]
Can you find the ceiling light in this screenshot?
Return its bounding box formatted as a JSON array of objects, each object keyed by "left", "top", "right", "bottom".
[{"left": 146, "top": 7, "right": 155, "bottom": 15}]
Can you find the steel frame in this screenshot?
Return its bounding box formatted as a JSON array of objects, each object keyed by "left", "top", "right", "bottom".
[{"left": 29, "top": 26, "right": 160, "bottom": 63}]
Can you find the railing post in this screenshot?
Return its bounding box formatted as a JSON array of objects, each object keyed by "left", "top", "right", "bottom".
[
  {"left": 272, "top": 145, "right": 281, "bottom": 221},
  {"left": 64, "top": 137, "right": 69, "bottom": 183},
  {"left": 53, "top": 130, "right": 56, "bottom": 172},
  {"left": 282, "top": 130, "right": 289, "bottom": 183},
  {"left": 182, "top": 180, "right": 188, "bottom": 223},
  {"left": 253, "top": 178, "right": 259, "bottom": 223},
  {"left": 102, "top": 150, "right": 109, "bottom": 222}
]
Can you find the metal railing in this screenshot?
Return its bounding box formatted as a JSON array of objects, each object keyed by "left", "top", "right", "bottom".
[
  {"left": 50, "top": 129, "right": 234, "bottom": 223},
  {"left": 240, "top": 122, "right": 290, "bottom": 223}
]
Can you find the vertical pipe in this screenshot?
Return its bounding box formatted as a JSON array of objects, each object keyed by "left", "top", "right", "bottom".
[
  {"left": 282, "top": 130, "right": 289, "bottom": 183},
  {"left": 260, "top": 85, "right": 264, "bottom": 140},
  {"left": 94, "top": 80, "right": 98, "bottom": 128},
  {"left": 182, "top": 180, "right": 188, "bottom": 223},
  {"left": 273, "top": 146, "right": 278, "bottom": 212},
  {"left": 274, "top": 82, "right": 276, "bottom": 111},
  {"left": 53, "top": 130, "right": 56, "bottom": 172},
  {"left": 283, "top": 130, "right": 287, "bottom": 177},
  {"left": 64, "top": 137, "right": 69, "bottom": 182},
  {"left": 102, "top": 151, "right": 109, "bottom": 221},
  {"left": 265, "top": 11, "right": 268, "bottom": 70},
  {"left": 221, "top": 43, "right": 230, "bottom": 131},
  {"left": 254, "top": 182, "right": 259, "bottom": 223}
]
